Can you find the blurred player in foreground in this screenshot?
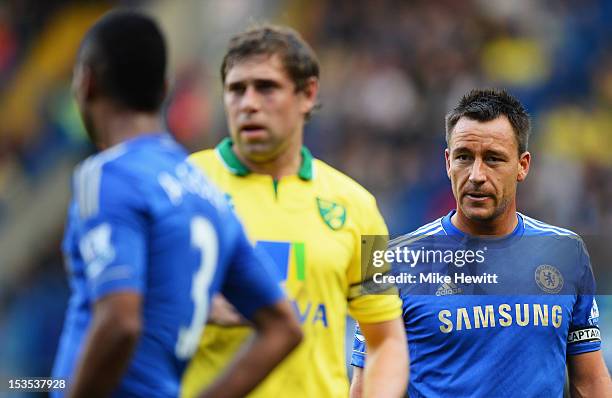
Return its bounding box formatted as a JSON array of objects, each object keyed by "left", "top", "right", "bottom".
[
  {"left": 351, "top": 89, "right": 612, "bottom": 397},
  {"left": 181, "top": 25, "right": 408, "bottom": 398},
  {"left": 51, "top": 11, "right": 301, "bottom": 398}
]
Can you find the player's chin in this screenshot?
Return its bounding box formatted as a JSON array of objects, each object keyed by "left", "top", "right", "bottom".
[
  {"left": 239, "top": 133, "right": 269, "bottom": 147},
  {"left": 242, "top": 143, "right": 276, "bottom": 162},
  {"left": 461, "top": 204, "right": 496, "bottom": 222}
]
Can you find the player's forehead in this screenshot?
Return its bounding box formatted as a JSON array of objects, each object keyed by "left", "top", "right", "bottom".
[
  {"left": 224, "top": 53, "right": 291, "bottom": 86},
  {"left": 449, "top": 115, "right": 518, "bottom": 154}
]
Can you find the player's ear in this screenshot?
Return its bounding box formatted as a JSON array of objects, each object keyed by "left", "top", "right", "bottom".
[
  {"left": 517, "top": 151, "right": 531, "bottom": 182},
  {"left": 299, "top": 77, "right": 319, "bottom": 115},
  {"left": 162, "top": 78, "right": 169, "bottom": 100},
  {"left": 445, "top": 148, "right": 451, "bottom": 179},
  {"left": 71, "top": 63, "right": 95, "bottom": 107}
]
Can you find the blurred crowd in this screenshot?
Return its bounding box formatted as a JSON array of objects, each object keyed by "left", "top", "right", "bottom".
[{"left": 1, "top": 0, "right": 611, "bottom": 386}]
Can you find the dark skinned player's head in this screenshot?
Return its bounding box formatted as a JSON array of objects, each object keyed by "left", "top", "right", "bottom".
[{"left": 73, "top": 10, "right": 167, "bottom": 143}]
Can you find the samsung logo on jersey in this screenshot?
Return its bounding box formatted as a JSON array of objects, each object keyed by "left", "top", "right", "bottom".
[{"left": 438, "top": 304, "right": 563, "bottom": 333}]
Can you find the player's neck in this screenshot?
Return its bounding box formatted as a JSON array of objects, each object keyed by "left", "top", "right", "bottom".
[
  {"left": 95, "top": 105, "right": 164, "bottom": 150},
  {"left": 234, "top": 137, "right": 303, "bottom": 180},
  {"left": 451, "top": 206, "right": 519, "bottom": 237}
]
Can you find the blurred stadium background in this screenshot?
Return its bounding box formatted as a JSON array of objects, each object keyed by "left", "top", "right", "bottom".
[{"left": 0, "top": 0, "right": 611, "bottom": 390}]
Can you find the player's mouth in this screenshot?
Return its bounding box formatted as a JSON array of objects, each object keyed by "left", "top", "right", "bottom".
[
  {"left": 464, "top": 192, "right": 492, "bottom": 202},
  {"left": 239, "top": 124, "right": 267, "bottom": 140}
]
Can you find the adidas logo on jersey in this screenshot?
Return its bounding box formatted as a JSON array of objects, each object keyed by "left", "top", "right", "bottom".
[{"left": 436, "top": 281, "right": 462, "bottom": 296}]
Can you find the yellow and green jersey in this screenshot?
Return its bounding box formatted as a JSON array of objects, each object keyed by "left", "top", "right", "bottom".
[{"left": 181, "top": 138, "right": 402, "bottom": 398}]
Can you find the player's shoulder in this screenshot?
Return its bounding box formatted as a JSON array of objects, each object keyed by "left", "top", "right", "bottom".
[
  {"left": 189, "top": 148, "right": 217, "bottom": 167},
  {"left": 76, "top": 142, "right": 127, "bottom": 175},
  {"left": 188, "top": 148, "right": 229, "bottom": 179},
  {"left": 74, "top": 142, "right": 135, "bottom": 189},
  {"left": 72, "top": 144, "right": 136, "bottom": 219},
  {"left": 519, "top": 213, "right": 581, "bottom": 238},
  {"left": 78, "top": 134, "right": 182, "bottom": 175},
  {"left": 519, "top": 213, "right": 587, "bottom": 257},
  {"left": 313, "top": 158, "right": 377, "bottom": 207},
  {"left": 388, "top": 217, "right": 446, "bottom": 249},
  {"left": 73, "top": 136, "right": 187, "bottom": 217},
  {"left": 77, "top": 143, "right": 159, "bottom": 189}
]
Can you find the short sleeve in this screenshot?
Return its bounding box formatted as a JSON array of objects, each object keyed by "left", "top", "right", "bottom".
[
  {"left": 76, "top": 163, "right": 147, "bottom": 301},
  {"left": 351, "top": 323, "right": 367, "bottom": 368},
  {"left": 567, "top": 239, "right": 601, "bottom": 355},
  {"left": 221, "top": 215, "right": 285, "bottom": 320},
  {"left": 346, "top": 194, "right": 402, "bottom": 324}
]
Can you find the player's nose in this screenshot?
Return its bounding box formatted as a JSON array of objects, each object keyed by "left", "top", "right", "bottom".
[
  {"left": 239, "top": 85, "right": 261, "bottom": 113},
  {"left": 468, "top": 158, "right": 487, "bottom": 184}
]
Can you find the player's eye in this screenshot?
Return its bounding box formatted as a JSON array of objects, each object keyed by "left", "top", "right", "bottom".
[
  {"left": 255, "top": 81, "right": 278, "bottom": 93},
  {"left": 455, "top": 154, "right": 471, "bottom": 161},
  {"left": 227, "top": 83, "right": 246, "bottom": 95}
]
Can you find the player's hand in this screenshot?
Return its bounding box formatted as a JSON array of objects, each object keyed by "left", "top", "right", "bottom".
[{"left": 208, "top": 294, "right": 250, "bottom": 326}]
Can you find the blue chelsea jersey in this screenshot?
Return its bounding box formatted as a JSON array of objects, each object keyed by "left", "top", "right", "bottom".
[
  {"left": 352, "top": 210, "right": 601, "bottom": 398},
  {"left": 52, "top": 133, "right": 283, "bottom": 398}
]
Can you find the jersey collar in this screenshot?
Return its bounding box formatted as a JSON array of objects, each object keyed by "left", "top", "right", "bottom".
[
  {"left": 441, "top": 210, "right": 525, "bottom": 247},
  {"left": 215, "top": 138, "right": 314, "bottom": 181}
]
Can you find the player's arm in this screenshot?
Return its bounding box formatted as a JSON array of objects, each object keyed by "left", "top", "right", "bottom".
[
  {"left": 357, "top": 318, "right": 408, "bottom": 398},
  {"left": 348, "top": 196, "right": 408, "bottom": 397},
  {"left": 566, "top": 242, "right": 611, "bottom": 397},
  {"left": 350, "top": 323, "right": 367, "bottom": 398},
  {"left": 350, "top": 366, "right": 365, "bottom": 398},
  {"left": 198, "top": 300, "right": 301, "bottom": 398},
  {"left": 568, "top": 351, "right": 612, "bottom": 397},
  {"left": 68, "top": 292, "right": 142, "bottom": 398},
  {"left": 68, "top": 164, "right": 148, "bottom": 397},
  {"left": 207, "top": 294, "right": 249, "bottom": 326}
]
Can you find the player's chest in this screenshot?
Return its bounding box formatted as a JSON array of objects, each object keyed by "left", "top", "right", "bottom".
[
  {"left": 218, "top": 178, "right": 355, "bottom": 287},
  {"left": 404, "top": 295, "right": 575, "bottom": 344}
]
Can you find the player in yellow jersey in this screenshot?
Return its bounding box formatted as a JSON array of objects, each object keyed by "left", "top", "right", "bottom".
[{"left": 181, "top": 25, "right": 408, "bottom": 398}]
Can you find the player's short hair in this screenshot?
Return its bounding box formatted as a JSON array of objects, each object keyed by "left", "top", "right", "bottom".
[
  {"left": 221, "top": 24, "right": 320, "bottom": 93},
  {"left": 445, "top": 89, "right": 531, "bottom": 155},
  {"left": 79, "top": 10, "right": 166, "bottom": 112}
]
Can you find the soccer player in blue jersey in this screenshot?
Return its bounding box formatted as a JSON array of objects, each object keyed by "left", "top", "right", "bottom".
[
  {"left": 51, "top": 11, "right": 301, "bottom": 398},
  {"left": 350, "top": 89, "right": 612, "bottom": 397}
]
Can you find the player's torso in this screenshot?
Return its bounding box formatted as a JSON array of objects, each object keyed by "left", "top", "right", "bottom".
[
  {"left": 400, "top": 222, "right": 585, "bottom": 397},
  {"left": 404, "top": 294, "right": 572, "bottom": 397},
  {"left": 217, "top": 170, "right": 354, "bottom": 318},
  {"left": 58, "top": 135, "right": 231, "bottom": 398},
  {"left": 191, "top": 150, "right": 357, "bottom": 397}
]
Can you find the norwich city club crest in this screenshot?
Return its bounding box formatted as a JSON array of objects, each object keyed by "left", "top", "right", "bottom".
[
  {"left": 316, "top": 198, "right": 346, "bottom": 230},
  {"left": 535, "top": 264, "right": 564, "bottom": 294}
]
